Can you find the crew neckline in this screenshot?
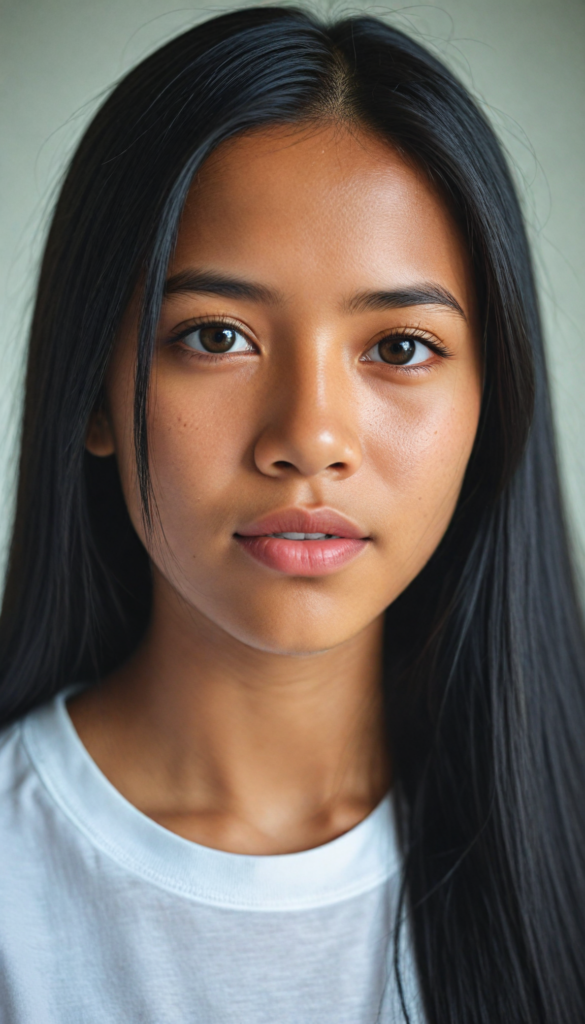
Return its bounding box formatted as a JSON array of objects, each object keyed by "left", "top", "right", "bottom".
[{"left": 22, "top": 690, "right": 400, "bottom": 911}]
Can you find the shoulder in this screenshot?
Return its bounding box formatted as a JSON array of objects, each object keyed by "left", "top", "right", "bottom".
[
  {"left": 0, "top": 717, "right": 31, "bottom": 797},
  {"left": 0, "top": 695, "right": 68, "bottom": 839},
  {"left": 0, "top": 713, "right": 47, "bottom": 885},
  {"left": 0, "top": 688, "right": 102, "bottom": 862}
]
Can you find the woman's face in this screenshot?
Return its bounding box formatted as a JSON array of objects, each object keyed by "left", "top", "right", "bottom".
[{"left": 92, "top": 124, "right": 482, "bottom": 654}]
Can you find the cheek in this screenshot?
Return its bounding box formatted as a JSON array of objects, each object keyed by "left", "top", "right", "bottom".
[
  {"left": 363, "top": 375, "right": 481, "bottom": 560},
  {"left": 105, "top": 359, "right": 251, "bottom": 561},
  {"left": 145, "top": 372, "right": 254, "bottom": 515}
]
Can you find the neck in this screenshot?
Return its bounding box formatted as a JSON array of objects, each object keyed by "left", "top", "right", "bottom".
[{"left": 69, "top": 573, "right": 390, "bottom": 854}]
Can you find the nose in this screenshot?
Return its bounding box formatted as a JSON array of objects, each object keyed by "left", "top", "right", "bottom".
[{"left": 253, "top": 348, "right": 363, "bottom": 480}]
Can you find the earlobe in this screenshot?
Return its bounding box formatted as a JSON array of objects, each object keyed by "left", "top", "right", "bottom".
[{"left": 85, "top": 408, "right": 116, "bottom": 457}]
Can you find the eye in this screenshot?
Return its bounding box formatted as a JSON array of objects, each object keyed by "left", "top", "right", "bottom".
[
  {"left": 182, "top": 324, "right": 254, "bottom": 355},
  {"left": 368, "top": 335, "right": 433, "bottom": 366}
]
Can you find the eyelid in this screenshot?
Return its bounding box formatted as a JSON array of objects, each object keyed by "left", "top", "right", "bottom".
[
  {"left": 362, "top": 326, "right": 451, "bottom": 361},
  {"left": 167, "top": 314, "right": 258, "bottom": 349}
]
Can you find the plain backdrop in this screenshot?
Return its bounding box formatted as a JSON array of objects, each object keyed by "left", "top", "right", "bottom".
[{"left": 1, "top": 0, "right": 584, "bottom": 585}]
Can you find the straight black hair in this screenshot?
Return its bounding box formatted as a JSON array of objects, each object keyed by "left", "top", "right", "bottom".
[{"left": 1, "top": 8, "right": 584, "bottom": 1022}]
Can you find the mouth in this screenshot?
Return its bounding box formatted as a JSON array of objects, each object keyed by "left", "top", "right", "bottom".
[{"left": 234, "top": 509, "right": 370, "bottom": 576}]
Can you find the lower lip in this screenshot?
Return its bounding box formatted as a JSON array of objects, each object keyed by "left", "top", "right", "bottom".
[{"left": 235, "top": 536, "right": 368, "bottom": 576}]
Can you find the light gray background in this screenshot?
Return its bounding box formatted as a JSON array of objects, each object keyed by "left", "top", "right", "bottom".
[{"left": 1, "top": 0, "right": 584, "bottom": 583}]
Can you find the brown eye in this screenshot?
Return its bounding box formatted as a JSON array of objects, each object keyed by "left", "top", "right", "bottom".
[
  {"left": 369, "top": 335, "right": 431, "bottom": 366},
  {"left": 378, "top": 337, "right": 416, "bottom": 364},
  {"left": 182, "top": 325, "right": 252, "bottom": 354},
  {"left": 195, "top": 327, "right": 236, "bottom": 352}
]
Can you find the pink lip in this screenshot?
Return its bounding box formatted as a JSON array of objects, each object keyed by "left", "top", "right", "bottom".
[{"left": 235, "top": 508, "right": 369, "bottom": 577}]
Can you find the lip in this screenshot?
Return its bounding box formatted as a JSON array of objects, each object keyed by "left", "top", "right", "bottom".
[{"left": 235, "top": 508, "right": 369, "bottom": 576}]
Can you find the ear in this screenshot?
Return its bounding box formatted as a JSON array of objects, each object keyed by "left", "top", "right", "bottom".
[{"left": 86, "top": 406, "right": 116, "bottom": 457}]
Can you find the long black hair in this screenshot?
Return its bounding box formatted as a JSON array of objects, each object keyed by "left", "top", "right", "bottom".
[{"left": 1, "top": 7, "right": 584, "bottom": 1022}]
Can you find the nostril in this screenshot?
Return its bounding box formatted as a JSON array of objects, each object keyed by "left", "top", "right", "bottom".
[{"left": 273, "top": 460, "right": 295, "bottom": 470}]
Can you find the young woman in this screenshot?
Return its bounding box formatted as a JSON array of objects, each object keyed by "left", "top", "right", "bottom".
[{"left": 0, "top": 7, "right": 583, "bottom": 1022}]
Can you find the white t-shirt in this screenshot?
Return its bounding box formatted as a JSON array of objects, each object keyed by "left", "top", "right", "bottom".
[{"left": 0, "top": 691, "right": 424, "bottom": 1023}]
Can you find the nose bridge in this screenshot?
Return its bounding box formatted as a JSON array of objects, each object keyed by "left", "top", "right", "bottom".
[
  {"left": 253, "top": 328, "right": 362, "bottom": 479},
  {"left": 284, "top": 334, "right": 332, "bottom": 426}
]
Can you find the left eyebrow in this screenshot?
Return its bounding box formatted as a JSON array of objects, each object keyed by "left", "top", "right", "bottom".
[{"left": 345, "top": 284, "right": 466, "bottom": 320}]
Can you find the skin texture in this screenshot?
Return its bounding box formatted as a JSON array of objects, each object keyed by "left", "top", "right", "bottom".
[{"left": 72, "top": 123, "right": 482, "bottom": 854}]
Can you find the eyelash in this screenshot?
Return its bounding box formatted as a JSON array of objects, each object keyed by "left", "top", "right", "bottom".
[
  {"left": 168, "top": 315, "right": 256, "bottom": 362},
  {"left": 167, "top": 317, "right": 450, "bottom": 370},
  {"left": 362, "top": 327, "right": 450, "bottom": 374}
]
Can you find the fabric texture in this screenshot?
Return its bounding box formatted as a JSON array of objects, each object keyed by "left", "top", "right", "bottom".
[{"left": 0, "top": 691, "right": 423, "bottom": 1023}]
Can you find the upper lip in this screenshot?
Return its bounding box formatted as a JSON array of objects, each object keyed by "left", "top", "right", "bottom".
[{"left": 235, "top": 508, "right": 368, "bottom": 539}]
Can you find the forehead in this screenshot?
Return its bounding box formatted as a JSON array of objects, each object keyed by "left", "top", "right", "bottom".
[{"left": 173, "top": 124, "right": 473, "bottom": 311}]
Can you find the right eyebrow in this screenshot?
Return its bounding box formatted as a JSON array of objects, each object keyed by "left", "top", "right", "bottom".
[{"left": 164, "top": 269, "right": 282, "bottom": 305}]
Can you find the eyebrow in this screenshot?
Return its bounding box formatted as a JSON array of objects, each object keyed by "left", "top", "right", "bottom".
[
  {"left": 164, "top": 269, "right": 466, "bottom": 320},
  {"left": 345, "top": 284, "right": 466, "bottom": 319},
  {"left": 164, "top": 270, "right": 282, "bottom": 305}
]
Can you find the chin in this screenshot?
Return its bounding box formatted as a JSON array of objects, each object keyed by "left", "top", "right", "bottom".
[{"left": 219, "top": 607, "right": 368, "bottom": 657}]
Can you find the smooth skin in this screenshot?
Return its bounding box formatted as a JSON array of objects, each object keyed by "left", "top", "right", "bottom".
[{"left": 72, "top": 123, "right": 482, "bottom": 855}]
